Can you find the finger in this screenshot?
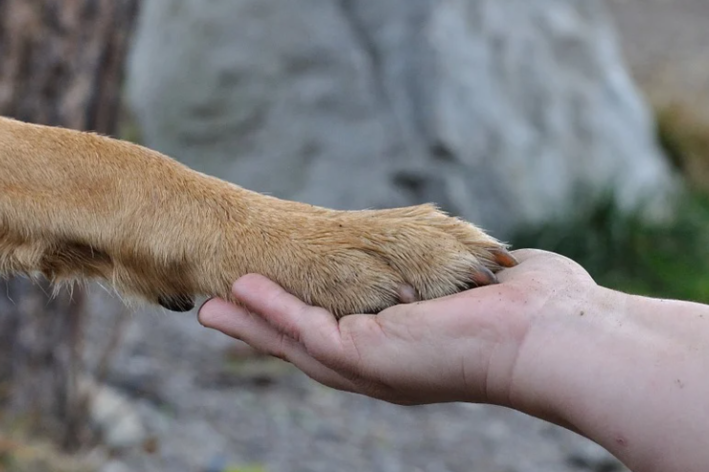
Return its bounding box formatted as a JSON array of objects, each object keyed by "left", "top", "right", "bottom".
[
  {"left": 495, "top": 249, "right": 551, "bottom": 283},
  {"left": 508, "top": 248, "right": 558, "bottom": 263},
  {"left": 198, "top": 298, "right": 360, "bottom": 393},
  {"left": 230, "top": 274, "right": 346, "bottom": 361},
  {"left": 510, "top": 248, "right": 587, "bottom": 268},
  {"left": 498, "top": 249, "right": 592, "bottom": 284},
  {"left": 286, "top": 341, "right": 362, "bottom": 394},
  {"left": 199, "top": 298, "right": 282, "bottom": 353}
]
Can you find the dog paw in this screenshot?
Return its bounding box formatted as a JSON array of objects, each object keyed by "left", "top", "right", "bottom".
[
  {"left": 132, "top": 198, "right": 514, "bottom": 318},
  {"left": 273, "top": 204, "right": 516, "bottom": 317}
]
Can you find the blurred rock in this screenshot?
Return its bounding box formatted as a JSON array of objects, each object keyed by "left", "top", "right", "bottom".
[
  {"left": 101, "top": 460, "right": 134, "bottom": 472},
  {"left": 127, "top": 0, "right": 677, "bottom": 238},
  {"left": 564, "top": 440, "right": 626, "bottom": 471},
  {"left": 80, "top": 377, "right": 147, "bottom": 450}
]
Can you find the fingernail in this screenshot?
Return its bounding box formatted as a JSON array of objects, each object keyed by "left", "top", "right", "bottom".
[{"left": 197, "top": 298, "right": 219, "bottom": 327}]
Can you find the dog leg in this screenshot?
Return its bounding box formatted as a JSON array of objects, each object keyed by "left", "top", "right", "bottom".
[{"left": 0, "top": 117, "right": 515, "bottom": 317}]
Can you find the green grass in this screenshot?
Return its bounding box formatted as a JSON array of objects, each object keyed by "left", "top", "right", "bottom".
[
  {"left": 511, "top": 104, "right": 709, "bottom": 303},
  {"left": 511, "top": 193, "right": 709, "bottom": 302}
]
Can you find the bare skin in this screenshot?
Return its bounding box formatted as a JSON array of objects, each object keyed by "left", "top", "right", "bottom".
[{"left": 199, "top": 249, "right": 709, "bottom": 472}]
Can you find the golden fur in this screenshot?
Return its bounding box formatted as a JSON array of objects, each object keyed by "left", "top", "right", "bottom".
[{"left": 0, "top": 116, "right": 516, "bottom": 317}]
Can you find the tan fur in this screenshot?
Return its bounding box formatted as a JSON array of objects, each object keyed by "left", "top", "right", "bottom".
[{"left": 0, "top": 116, "right": 514, "bottom": 317}]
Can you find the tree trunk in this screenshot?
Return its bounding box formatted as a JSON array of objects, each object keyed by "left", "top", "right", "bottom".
[{"left": 0, "top": 0, "right": 139, "bottom": 450}]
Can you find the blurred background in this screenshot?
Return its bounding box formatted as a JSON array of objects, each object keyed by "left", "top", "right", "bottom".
[{"left": 0, "top": 0, "right": 707, "bottom": 471}]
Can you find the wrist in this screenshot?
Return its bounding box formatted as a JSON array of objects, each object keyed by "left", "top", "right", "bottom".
[
  {"left": 504, "top": 285, "right": 709, "bottom": 471},
  {"left": 500, "top": 284, "right": 631, "bottom": 426}
]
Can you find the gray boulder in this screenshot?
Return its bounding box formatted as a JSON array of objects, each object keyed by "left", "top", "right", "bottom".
[{"left": 127, "top": 0, "right": 677, "bottom": 238}]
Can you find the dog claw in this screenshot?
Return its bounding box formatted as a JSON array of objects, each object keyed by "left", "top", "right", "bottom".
[
  {"left": 158, "top": 294, "right": 196, "bottom": 312},
  {"left": 490, "top": 248, "right": 518, "bottom": 268},
  {"left": 472, "top": 267, "right": 498, "bottom": 286}
]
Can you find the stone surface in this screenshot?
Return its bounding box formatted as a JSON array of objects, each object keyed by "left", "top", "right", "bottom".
[
  {"left": 80, "top": 376, "right": 148, "bottom": 450},
  {"left": 127, "top": 0, "right": 677, "bottom": 238},
  {"left": 607, "top": 0, "right": 709, "bottom": 117}
]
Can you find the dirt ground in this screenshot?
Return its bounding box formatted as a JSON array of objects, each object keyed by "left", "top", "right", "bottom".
[{"left": 83, "top": 290, "right": 622, "bottom": 472}]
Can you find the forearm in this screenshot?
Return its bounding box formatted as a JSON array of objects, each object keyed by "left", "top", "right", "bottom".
[{"left": 510, "top": 287, "right": 709, "bottom": 471}]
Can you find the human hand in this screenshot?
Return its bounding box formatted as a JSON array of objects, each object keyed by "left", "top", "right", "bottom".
[
  {"left": 198, "top": 249, "right": 600, "bottom": 407},
  {"left": 200, "top": 249, "right": 709, "bottom": 471}
]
